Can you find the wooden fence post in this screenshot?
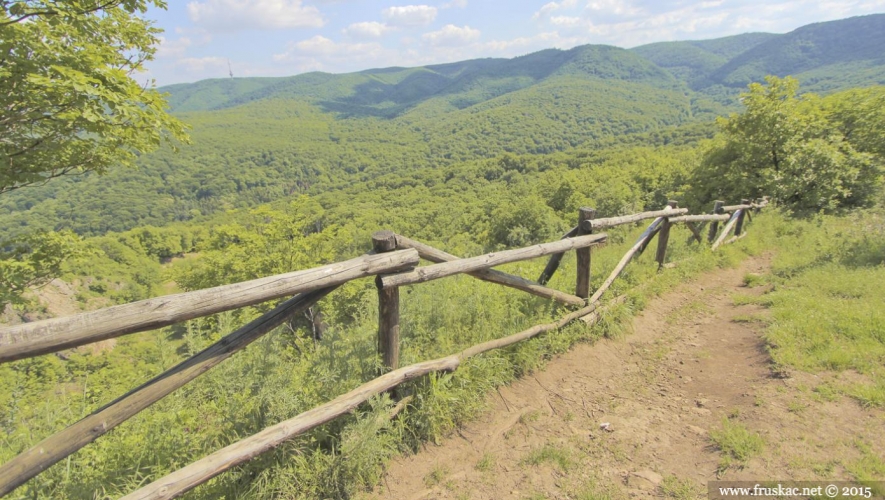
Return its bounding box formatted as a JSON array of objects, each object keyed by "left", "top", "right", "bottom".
[
  {"left": 655, "top": 200, "right": 677, "bottom": 268},
  {"left": 575, "top": 207, "right": 596, "bottom": 299},
  {"left": 373, "top": 231, "right": 400, "bottom": 372},
  {"left": 707, "top": 200, "right": 725, "bottom": 243},
  {"left": 734, "top": 198, "right": 750, "bottom": 235}
]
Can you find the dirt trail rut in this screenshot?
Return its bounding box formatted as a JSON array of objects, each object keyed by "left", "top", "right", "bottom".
[{"left": 367, "top": 255, "right": 884, "bottom": 500}]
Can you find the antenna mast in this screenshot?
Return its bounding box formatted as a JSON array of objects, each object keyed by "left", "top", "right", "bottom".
[{"left": 228, "top": 59, "right": 234, "bottom": 78}]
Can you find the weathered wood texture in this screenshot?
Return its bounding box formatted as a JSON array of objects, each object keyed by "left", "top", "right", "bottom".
[
  {"left": 580, "top": 208, "right": 688, "bottom": 232},
  {"left": 711, "top": 211, "right": 741, "bottom": 251},
  {"left": 380, "top": 233, "right": 607, "bottom": 289},
  {"left": 721, "top": 233, "right": 748, "bottom": 246},
  {"left": 668, "top": 214, "right": 731, "bottom": 223},
  {"left": 536, "top": 226, "right": 579, "bottom": 285},
  {"left": 734, "top": 199, "right": 750, "bottom": 235},
  {"left": 0, "top": 288, "right": 334, "bottom": 497},
  {"left": 684, "top": 221, "right": 704, "bottom": 244},
  {"left": 655, "top": 201, "right": 678, "bottom": 268},
  {"left": 373, "top": 231, "right": 401, "bottom": 372},
  {"left": 707, "top": 201, "right": 725, "bottom": 243},
  {"left": 587, "top": 217, "right": 663, "bottom": 305},
  {"left": 580, "top": 295, "right": 628, "bottom": 324},
  {"left": 122, "top": 291, "right": 621, "bottom": 500},
  {"left": 722, "top": 204, "right": 752, "bottom": 212},
  {"left": 394, "top": 235, "right": 584, "bottom": 306},
  {"left": 0, "top": 251, "right": 420, "bottom": 364},
  {"left": 575, "top": 208, "right": 596, "bottom": 299}
]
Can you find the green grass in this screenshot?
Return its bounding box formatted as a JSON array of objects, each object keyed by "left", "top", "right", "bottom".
[
  {"left": 475, "top": 453, "right": 495, "bottom": 472},
  {"left": 746, "top": 210, "right": 885, "bottom": 408},
  {"left": 846, "top": 439, "right": 885, "bottom": 498},
  {"left": 424, "top": 465, "right": 449, "bottom": 487},
  {"left": 709, "top": 417, "right": 765, "bottom": 472},
  {"left": 661, "top": 475, "right": 703, "bottom": 499},
  {"left": 521, "top": 444, "right": 575, "bottom": 472}
]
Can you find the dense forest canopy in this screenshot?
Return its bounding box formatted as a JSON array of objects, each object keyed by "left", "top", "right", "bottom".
[{"left": 2, "top": 14, "right": 884, "bottom": 239}]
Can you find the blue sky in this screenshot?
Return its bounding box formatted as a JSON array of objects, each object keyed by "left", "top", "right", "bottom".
[{"left": 144, "top": 0, "right": 885, "bottom": 86}]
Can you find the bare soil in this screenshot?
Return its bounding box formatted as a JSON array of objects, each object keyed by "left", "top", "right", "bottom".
[{"left": 366, "top": 255, "right": 885, "bottom": 499}]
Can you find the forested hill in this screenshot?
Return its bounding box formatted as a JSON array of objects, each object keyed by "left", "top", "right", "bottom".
[
  {"left": 166, "top": 14, "right": 885, "bottom": 115},
  {"left": 164, "top": 44, "right": 682, "bottom": 115},
  {"left": 2, "top": 14, "right": 884, "bottom": 237},
  {"left": 632, "top": 14, "right": 885, "bottom": 97}
]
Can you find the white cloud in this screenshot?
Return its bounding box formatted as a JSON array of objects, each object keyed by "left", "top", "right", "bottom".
[
  {"left": 273, "top": 35, "right": 387, "bottom": 71},
  {"left": 187, "top": 0, "right": 324, "bottom": 32},
  {"left": 480, "top": 31, "right": 566, "bottom": 53},
  {"left": 155, "top": 36, "right": 192, "bottom": 59},
  {"left": 382, "top": 5, "right": 438, "bottom": 27},
  {"left": 442, "top": 0, "right": 468, "bottom": 7},
  {"left": 343, "top": 21, "right": 392, "bottom": 39},
  {"left": 175, "top": 56, "right": 229, "bottom": 74},
  {"left": 584, "top": 0, "right": 644, "bottom": 21},
  {"left": 422, "top": 24, "right": 481, "bottom": 47},
  {"left": 532, "top": 0, "right": 578, "bottom": 20},
  {"left": 549, "top": 15, "right": 582, "bottom": 27}
]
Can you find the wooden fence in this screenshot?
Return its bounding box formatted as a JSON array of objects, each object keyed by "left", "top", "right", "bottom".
[{"left": 0, "top": 197, "right": 769, "bottom": 499}]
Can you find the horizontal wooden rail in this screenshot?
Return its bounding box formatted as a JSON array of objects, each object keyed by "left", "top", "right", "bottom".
[
  {"left": 394, "top": 234, "right": 585, "bottom": 306},
  {"left": 0, "top": 287, "right": 335, "bottom": 497},
  {"left": 721, "top": 204, "right": 751, "bottom": 212},
  {"left": 122, "top": 296, "right": 623, "bottom": 500},
  {"left": 379, "top": 233, "right": 607, "bottom": 289},
  {"left": 0, "top": 250, "right": 419, "bottom": 364},
  {"left": 580, "top": 208, "right": 688, "bottom": 231},
  {"left": 668, "top": 214, "right": 731, "bottom": 223}
]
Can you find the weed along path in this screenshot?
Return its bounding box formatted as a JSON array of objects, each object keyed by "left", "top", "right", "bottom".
[{"left": 365, "top": 255, "right": 885, "bottom": 500}]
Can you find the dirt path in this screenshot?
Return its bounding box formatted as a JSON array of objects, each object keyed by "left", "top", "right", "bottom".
[{"left": 365, "top": 255, "right": 885, "bottom": 500}]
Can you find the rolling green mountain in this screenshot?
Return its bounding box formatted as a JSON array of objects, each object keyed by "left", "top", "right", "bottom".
[
  {"left": 165, "top": 44, "right": 684, "bottom": 116},
  {"left": 632, "top": 14, "right": 885, "bottom": 99},
  {"left": 631, "top": 33, "right": 777, "bottom": 87},
  {"left": 2, "top": 15, "right": 884, "bottom": 238},
  {"left": 705, "top": 14, "right": 885, "bottom": 90},
  {"left": 0, "top": 45, "right": 699, "bottom": 236}
]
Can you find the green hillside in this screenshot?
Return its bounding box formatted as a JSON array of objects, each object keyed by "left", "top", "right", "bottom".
[
  {"left": 705, "top": 14, "right": 885, "bottom": 89},
  {"left": 632, "top": 14, "right": 885, "bottom": 102},
  {"left": 3, "top": 15, "right": 885, "bottom": 238},
  {"left": 0, "top": 45, "right": 696, "bottom": 236},
  {"left": 164, "top": 44, "right": 682, "bottom": 117},
  {"left": 631, "top": 33, "right": 776, "bottom": 85}
]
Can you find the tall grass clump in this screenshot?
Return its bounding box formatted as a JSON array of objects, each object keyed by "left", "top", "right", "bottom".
[{"left": 747, "top": 208, "right": 885, "bottom": 408}]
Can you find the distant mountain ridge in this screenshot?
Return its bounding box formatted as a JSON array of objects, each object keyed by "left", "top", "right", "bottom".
[
  {"left": 632, "top": 14, "right": 885, "bottom": 97},
  {"left": 165, "top": 44, "right": 681, "bottom": 116},
  {"left": 163, "top": 14, "right": 885, "bottom": 115}
]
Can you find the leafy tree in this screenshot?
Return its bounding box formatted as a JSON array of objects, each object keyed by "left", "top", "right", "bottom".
[
  {"left": 0, "top": 0, "right": 187, "bottom": 305},
  {"left": 0, "top": 0, "right": 188, "bottom": 194},
  {"left": 687, "top": 76, "right": 881, "bottom": 211},
  {"left": 0, "top": 231, "right": 80, "bottom": 307}
]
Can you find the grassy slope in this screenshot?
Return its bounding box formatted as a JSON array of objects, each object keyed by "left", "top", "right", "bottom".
[{"left": 704, "top": 14, "right": 885, "bottom": 89}]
